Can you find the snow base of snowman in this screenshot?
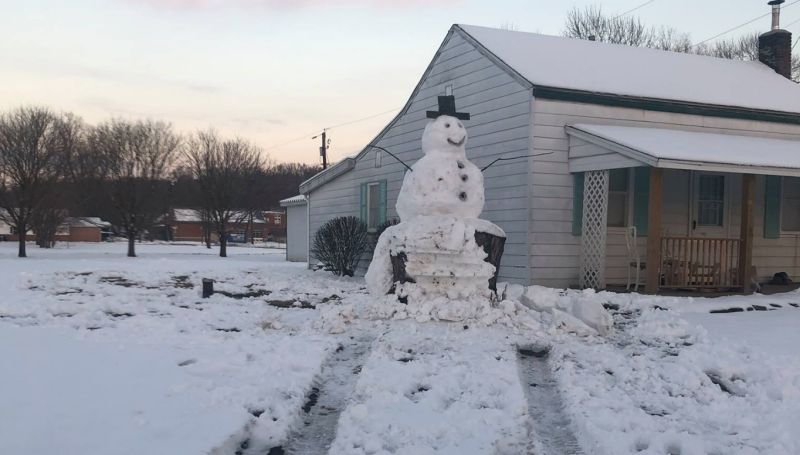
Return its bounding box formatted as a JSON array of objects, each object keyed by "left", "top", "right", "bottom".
[{"left": 365, "top": 216, "right": 513, "bottom": 322}]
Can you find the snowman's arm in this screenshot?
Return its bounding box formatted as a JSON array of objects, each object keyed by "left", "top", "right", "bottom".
[
  {"left": 367, "top": 146, "right": 413, "bottom": 172},
  {"left": 479, "top": 152, "right": 554, "bottom": 172}
]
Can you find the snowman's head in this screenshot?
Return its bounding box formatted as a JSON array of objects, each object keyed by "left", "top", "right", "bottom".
[{"left": 421, "top": 115, "right": 468, "bottom": 154}]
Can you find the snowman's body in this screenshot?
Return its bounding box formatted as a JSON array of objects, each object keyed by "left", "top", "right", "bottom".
[
  {"left": 366, "top": 111, "right": 506, "bottom": 314},
  {"left": 395, "top": 116, "right": 484, "bottom": 220}
]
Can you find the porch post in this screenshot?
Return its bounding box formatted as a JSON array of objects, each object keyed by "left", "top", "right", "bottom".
[
  {"left": 645, "top": 167, "right": 664, "bottom": 294},
  {"left": 579, "top": 170, "right": 609, "bottom": 290},
  {"left": 739, "top": 174, "right": 756, "bottom": 295}
]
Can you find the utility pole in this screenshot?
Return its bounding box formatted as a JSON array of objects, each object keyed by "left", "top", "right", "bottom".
[
  {"left": 313, "top": 130, "right": 329, "bottom": 169},
  {"left": 321, "top": 130, "right": 327, "bottom": 169}
]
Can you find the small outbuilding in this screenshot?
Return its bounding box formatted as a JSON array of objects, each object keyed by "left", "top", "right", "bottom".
[{"left": 280, "top": 195, "right": 308, "bottom": 262}]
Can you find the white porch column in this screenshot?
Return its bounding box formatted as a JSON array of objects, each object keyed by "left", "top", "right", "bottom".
[{"left": 579, "top": 170, "right": 609, "bottom": 290}]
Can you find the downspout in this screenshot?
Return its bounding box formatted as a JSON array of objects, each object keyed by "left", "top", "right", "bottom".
[
  {"left": 306, "top": 194, "right": 312, "bottom": 270},
  {"left": 526, "top": 91, "right": 535, "bottom": 286}
]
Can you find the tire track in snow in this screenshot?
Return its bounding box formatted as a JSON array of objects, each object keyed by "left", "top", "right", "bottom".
[
  {"left": 280, "top": 334, "right": 375, "bottom": 455},
  {"left": 517, "top": 347, "right": 583, "bottom": 455}
]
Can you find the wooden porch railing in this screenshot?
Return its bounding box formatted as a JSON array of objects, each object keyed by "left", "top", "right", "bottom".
[{"left": 660, "top": 237, "right": 742, "bottom": 289}]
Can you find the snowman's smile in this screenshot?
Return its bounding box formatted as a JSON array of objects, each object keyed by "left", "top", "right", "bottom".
[{"left": 447, "top": 136, "right": 466, "bottom": 147}]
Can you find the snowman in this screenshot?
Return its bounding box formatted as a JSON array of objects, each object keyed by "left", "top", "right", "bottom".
[
  {"left": 366, "top": 96, "right": 506, "bottom": 311},
  {"left": 395, "top": 97, "right": 484, "bottom": 220}
]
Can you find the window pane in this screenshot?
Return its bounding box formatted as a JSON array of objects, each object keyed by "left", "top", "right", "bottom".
[
  {"left": 609, "top": 168, "right": 629, "bottom": 192},
  {"left": 607, "top": 169, "right": 629, "bottom": 227},
  {"left": 782, "top": 177, "right": 800, "bottom": 231},
  {"left": 607, "top": 193, "right": 627, "bottom": 227},
  {"left": 368, "top": 184, "right": 381, "bottom": 228},
  {"left": 697, "top": 175, "right": 724, "bottom": 226}
]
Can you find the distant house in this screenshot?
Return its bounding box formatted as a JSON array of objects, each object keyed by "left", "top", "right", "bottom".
[
  {"left": 300, "top": 23, "right": 800, "bottom": 295},
  {"left": 263, "top": 210, "right": 287, "bottom": 242},
  {"left": 0, "top": 216, "right": 110, "bottom": 243},
  {"left": 57, "top": 217, "right": 112, "bottom": 242},
  {"left": 164, "top": 208, "right": 272, "bottom": 243}
]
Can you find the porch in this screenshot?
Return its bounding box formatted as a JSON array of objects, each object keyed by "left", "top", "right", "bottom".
[{"left": 567, "top": 124, "right": 800, "bottom": 295}]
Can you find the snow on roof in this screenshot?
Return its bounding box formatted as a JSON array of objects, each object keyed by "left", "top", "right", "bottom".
[
  {"left": 569, "top": 124, "right": 800, "bottom": 176},
  {"left": 173, "top": 209, "right": 203, "bottom": 223},
  {"left": 68, "top": 217, "right": 111, "bottom": 228},
  {"left": 458, "top": 25, "right": 800, "bottom": 114},
  {"left": 172, "top": 208, "right": 267, "bottom": 224},
  {"left": 279, "top": 195, "right": 307, "bottom": 206}
]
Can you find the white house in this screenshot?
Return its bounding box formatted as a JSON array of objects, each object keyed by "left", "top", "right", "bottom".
[{"left": 300, "top": 21, "right": 800, "bottom": 295}]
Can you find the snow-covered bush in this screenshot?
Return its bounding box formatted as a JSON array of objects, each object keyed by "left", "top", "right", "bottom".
[
  {"left": 312, "top": 216, "right": 369, "bottom": 277},
  {"left": 369, "top": 218, "right": 400, "bottom": 251}
]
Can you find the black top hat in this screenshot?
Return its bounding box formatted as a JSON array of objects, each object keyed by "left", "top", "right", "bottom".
[{"left": 426, "top": 95, "right": 470, "bottom": 120}]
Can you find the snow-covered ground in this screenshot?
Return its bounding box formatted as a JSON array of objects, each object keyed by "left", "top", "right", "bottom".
[{"left": 3, "top": 242, "right": 800, "bottom": 455}]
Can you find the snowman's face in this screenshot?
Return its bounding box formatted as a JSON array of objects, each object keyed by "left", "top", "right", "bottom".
[{"left": 421, "top": 115, "right": 468, "bottom": 154}]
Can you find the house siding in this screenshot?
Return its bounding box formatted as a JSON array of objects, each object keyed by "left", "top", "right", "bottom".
[
  {"left": 530, "top": 98, "right": 800, "bottom": 288},
  {"left": 308, "top": 30, "right": 532, "bottom": 283}
]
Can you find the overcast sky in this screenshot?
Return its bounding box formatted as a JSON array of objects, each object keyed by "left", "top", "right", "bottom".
[{"left": 0, "top": 0, "right": 792, "bottom": 164}]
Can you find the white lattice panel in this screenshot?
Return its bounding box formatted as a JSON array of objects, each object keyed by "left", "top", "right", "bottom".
[{"left": 579, "top": 170, "right": 609, "bottom": 290}]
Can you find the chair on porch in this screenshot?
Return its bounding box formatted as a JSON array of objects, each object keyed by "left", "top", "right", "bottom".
[{"left": 625, "top": 226, "right": 645, "bottom": 291}]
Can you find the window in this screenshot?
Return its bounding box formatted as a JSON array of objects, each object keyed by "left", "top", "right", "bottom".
[
  {"left": 235, "top": 229, "right": 246, "bottom": 236},
  {"left": 368, "top": 183, "right": 381, "bottom": 229},
  {"left": 782, "top": 177, "right": 800, "bottom": 231},
  {"left": 253, "top": 230, "right": 263, "bottom": 239},
  {"left": 607, "top": 168, "right": 629, "bottom": 228},
  {"left": 274, "top": 215, "right": 281, "bottom": 225},
  {"left": 697, "top": 174, "right": 725, "bottom": 226}
]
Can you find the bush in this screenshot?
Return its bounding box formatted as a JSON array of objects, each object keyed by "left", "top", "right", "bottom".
[
  {"left": 369, "top": 218, "right": 401, "bottom": 251},
  {"left": 312, "top": 216, "right": 369, "bottom": 277}
]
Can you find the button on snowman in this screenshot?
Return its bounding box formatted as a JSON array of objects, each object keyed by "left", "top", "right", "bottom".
[{"left": 395, "top": 97, "right": 484, "bottom": 220}]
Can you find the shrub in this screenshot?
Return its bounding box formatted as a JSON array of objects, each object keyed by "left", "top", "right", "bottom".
[
  {"left": 312, "top": 216, "right": 369, "bottom": 277},
  {"left": 369, "top": 218, "right": 401, "bottom": 251}
]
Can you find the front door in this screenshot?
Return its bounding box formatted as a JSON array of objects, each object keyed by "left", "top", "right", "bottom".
[{"left": 692, "top": 172, "right": 728, "bottom": 238}]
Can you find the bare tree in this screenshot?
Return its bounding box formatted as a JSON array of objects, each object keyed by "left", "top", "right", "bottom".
[
  {"left": 184, "top": 129, "right": 265, "bottom": 257},
  {"left": 32, "top": 207, "right": 69, "bottom": 249},
  {"left": 82, "top": 119, "right": 181, "bottom": 257},
  {"left": 0, "top": 107, "right": 75, "bottom": 257},
  {"left": 563, "top": 6, "right": 800, "bottom": 83}
]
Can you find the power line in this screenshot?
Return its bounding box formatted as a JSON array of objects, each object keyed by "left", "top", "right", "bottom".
[
  {"left": 265, "top": 107, "right": 400, "bottom": 152},
  {"left": 613, "top": 0, "right": 657, "bottom": 20},
  {"left": 326, "top": 107, "right": 401, "bottom": 130},
  {"left": 693, "top": 0, "right": 800, "bottom": 48},
  {"left": 794, "top": 35, "right": 800, "bottom": 50},
  {"left": 264, "top": 128, "right": 323, "bottom": 151}
]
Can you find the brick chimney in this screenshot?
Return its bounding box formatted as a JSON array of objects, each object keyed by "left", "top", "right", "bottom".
[{"left": 759, "top": 0, "right": 793, "bottom": 79}]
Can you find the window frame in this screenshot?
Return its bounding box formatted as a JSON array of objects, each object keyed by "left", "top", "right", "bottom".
[
  {"left": 366, "top": 182, "right": 381, "bottom": 231},
  {"left": 606, "top": 168, "right": 634, "bottom": 231},
  {"left": 781, "top": 175, "right": 800, "bottom": 234}
]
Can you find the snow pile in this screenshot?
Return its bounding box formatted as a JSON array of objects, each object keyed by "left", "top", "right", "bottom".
[
  {"left": 552, "top": 296, "right": 800, "bottom": 455},
  {"left": 329, "top": 323, "right": 536, "bottom": 455},
  {"left": 520, "top": 286, "right": 614, "bottom": 336}
]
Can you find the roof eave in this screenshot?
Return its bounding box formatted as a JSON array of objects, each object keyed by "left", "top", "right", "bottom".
[
  {"left": 537, "top": 86, "right": 800, "bottom": 125},
  {"left": 566, "top": 125, "right": 800, "bottom": 178},
  {"left": 300, "top": 158, "right": 356, "bottom": 194}
]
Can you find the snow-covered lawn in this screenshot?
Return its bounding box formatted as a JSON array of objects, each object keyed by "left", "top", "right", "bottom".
[{"left": 3, "top": 241, "right": 800, "bottom": 455}]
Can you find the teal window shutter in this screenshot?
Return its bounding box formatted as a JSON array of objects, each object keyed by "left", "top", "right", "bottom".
[
  {"left": 379, "top": 180, "right": 387, "bottom": 223},
  {"left": 360, "top": 183, "right": 367, "bottom": 221},
  {"left": 572, "top": 172, "right": 584, "bottom": 235},
  {"left": 633, "top": 167, "right": 650, "bottom": 237},
  {"left": 764, "top": 175, "right": 782, "bottom": 239}
]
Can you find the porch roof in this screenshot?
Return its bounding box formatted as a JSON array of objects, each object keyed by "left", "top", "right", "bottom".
[{"left": 566, "top": 124, "right": 800, "bottom": 177}]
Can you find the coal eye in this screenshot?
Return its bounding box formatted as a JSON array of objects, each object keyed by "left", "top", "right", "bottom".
[{"left": 445, "top": 123, "right": 450, "bottom": 128}]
